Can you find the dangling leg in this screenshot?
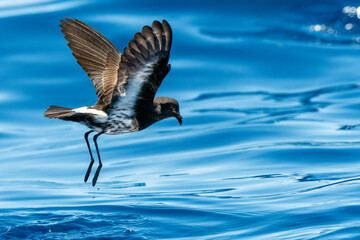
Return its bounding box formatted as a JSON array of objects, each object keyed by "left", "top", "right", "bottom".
[
  {"left": 92, "top": 132, "right": 103, "bottom": 186},
  {"left": 84, "top": 130, "right": 94, "bottom": 182}
]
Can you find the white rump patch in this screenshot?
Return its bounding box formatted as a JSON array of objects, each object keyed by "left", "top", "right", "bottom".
[{"left": 74, "top": 107, "right": 108, "bottom": 117}]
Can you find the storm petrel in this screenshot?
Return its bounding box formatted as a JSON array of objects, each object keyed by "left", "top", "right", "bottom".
[{"left": 44, "top": 18, "right": 182, "bottom": 186}]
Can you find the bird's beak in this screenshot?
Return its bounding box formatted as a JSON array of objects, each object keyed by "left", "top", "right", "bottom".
[{"left": 175, "top": 114, "right": 183, "bottom": 125}]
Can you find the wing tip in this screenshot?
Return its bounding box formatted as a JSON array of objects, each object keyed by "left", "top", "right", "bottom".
[
  {"left": 59, "top": 18, "right": 67, "bottom": 28},
  {"left": 152, "top": 20, "right": 162, "bottom": 27},
  {"left": 141, "top": 25, "right": 153, "bottom": 36},
  {"left": 61, "top": 17, "right": 72, "bottom": 23},
  {"left": 60, "top": 17, "right": 74, "bottom": 29}
]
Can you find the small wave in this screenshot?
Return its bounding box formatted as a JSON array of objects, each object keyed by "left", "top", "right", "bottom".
[
  {"left": 193, "top": 83, "right": 359, "bottom": 102},
  {"left": 197, "top": 3, "right": 360, "bottom": 45},
  {"left": 192, "top": 83, "right": 359, "bottom": 125},
  {"left": 0, "top": 0, "right": 86, "bottom": 19}
]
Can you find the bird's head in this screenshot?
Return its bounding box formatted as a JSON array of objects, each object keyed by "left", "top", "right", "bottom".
[{"left": 153, "top": 97, "right": 182, "bottom": 125}]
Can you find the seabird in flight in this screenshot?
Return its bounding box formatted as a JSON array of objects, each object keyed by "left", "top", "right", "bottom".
[{"left": 44, "top": 18, "right": 182, "bottom": 186}]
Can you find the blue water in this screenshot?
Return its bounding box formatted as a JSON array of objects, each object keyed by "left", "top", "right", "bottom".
[{"left": 1, "top": 0, "right": 360, "bottom": 239}]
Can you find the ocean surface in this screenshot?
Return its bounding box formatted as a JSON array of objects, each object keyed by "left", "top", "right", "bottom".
[{"left": 1, "top": 0, "right": 360, "bottom": 239}]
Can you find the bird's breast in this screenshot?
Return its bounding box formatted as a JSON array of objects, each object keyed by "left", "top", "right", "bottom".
[{"left": 102, "top": 112, "right": 138, "bottom": 135}]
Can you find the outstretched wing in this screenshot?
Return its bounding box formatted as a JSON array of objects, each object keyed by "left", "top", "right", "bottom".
[
  {"left": 60, "top": 18, "right": 121, "bottom": 110},
  {"left": 108, "top": 20, "right": 172, "bottom": 116}
]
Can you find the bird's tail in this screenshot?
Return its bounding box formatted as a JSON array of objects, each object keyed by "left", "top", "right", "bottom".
[{"left": 44, "top": 105, "right": 75, "bottom": 119}]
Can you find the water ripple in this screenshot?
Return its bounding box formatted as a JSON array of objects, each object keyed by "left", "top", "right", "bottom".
[
  {"left": 0, "top": 0, "right": 86, "bottom": 19},
  {"left": 1, "top": 1, "right": 360, "bottom": 239}
]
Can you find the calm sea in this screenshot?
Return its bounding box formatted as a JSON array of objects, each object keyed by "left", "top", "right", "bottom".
[{"left": 1, "top": 0, "right": 360, "bottom": 239}]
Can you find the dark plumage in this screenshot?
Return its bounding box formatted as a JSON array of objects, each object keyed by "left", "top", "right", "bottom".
[{"left": 44, "top": 18, "right": 182, "bottom": 186}]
